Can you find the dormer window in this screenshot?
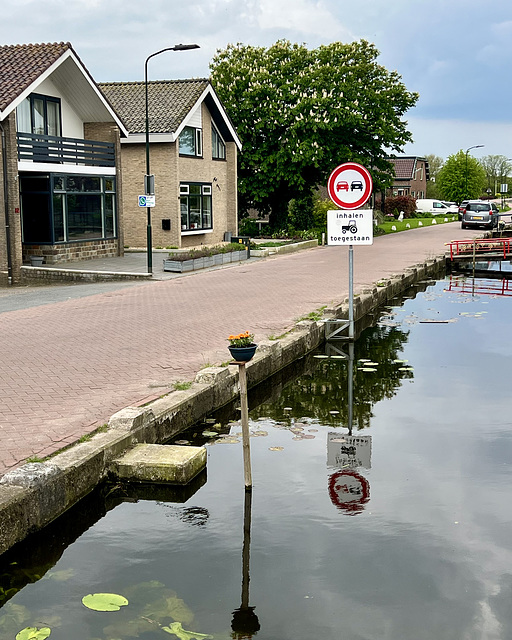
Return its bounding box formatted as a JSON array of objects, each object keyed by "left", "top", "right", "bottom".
[
  {"left": 16, "top": 94, "right": 61, "bottom": 137},
  {"left": 179, "top": 126, "right": 203, "bottom": 157}
]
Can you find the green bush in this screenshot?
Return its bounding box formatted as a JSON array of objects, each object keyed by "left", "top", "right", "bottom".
[{"left": 238, "top": 218, "right": 260, "bottom": 236}]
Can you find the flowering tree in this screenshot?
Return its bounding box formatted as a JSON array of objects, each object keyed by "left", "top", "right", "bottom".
[{"left": 210, "top": 40, "right": 418, "bottom": 229}]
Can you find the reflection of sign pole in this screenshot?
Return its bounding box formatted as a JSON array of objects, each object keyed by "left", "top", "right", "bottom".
[
  {"left": 327, "top": 163, "right": 373, "bottom": 340},
  {"left": 231, "top": 488, "right": 260, "bottom": 638}
]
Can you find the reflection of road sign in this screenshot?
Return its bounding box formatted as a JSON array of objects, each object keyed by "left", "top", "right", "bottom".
[
  {"left": 138, "top": 195, "right": 155, "bottom": 207},
  {"left": 327, "top": 433, "right": 372, "bottom": 469},
  {"left": 327, "top": 210, "right": 373, "bottom": 245},
  {"left": 327, "top": 163, "right": 373, "bottom": 209},
  {"left": 328, "top": 470, "right": 370, "bottom": 515}
]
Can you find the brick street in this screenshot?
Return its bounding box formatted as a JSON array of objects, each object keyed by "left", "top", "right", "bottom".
[{"left": 0, "top": 222, "right": 481, "bottom": 475}]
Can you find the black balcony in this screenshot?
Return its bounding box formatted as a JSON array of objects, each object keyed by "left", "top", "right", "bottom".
[{"left": 17, "top": 132, "right": 115, "bottom": 167}]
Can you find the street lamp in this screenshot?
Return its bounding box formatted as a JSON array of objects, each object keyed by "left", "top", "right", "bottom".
[
  {"left": 465, "top": 144, "right": 484, "bottom": 200},
  {"left": 144, "top": 43, "right": 199, "bottom": 273}
]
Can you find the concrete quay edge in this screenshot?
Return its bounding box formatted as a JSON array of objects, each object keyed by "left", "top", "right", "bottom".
[{"left": 0, "top": 254, "right": 446, "bottom": 555}]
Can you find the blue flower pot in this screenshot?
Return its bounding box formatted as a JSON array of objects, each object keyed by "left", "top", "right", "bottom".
[{"left": 228, "top": 344, "right": 257, "bottom": 362}]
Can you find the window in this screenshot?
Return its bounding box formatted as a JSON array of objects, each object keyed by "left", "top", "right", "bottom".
[
  {"left": 179, "top": 126, "right": 203, "bottom": 157},
  {"left": 212, "top": 124, "right": 226, "bottom": 160},
  {"left": 180, "top": 183, "right": 212, "bottom": 231},
  {"left": 20, "top": 174, "right": 116, "bottom": 244},
  {"left": 16, "top": 94, "right": 61, "bottom": 137}
]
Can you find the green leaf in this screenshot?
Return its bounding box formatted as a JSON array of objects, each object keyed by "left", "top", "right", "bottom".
[
  {"left": 81, "top": 593, "right": 129, "bottom": 611},
  {"left": 162, "top": 621, "right": 213, "bottom": 640},
  {"left": 16, "top": 627, "right": 51, "bottom": 640}
]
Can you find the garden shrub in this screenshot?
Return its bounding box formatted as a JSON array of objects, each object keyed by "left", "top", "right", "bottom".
[{"left": 383, "top": 195, "right": 416, "bottom": 218}]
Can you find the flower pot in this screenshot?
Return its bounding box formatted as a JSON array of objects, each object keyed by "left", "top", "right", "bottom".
[
  {"left": 228, "top": 343, "right": 257, "bottom": 362},
  {"left": 30, "top": 256, "right": 44, "bottom": 267}
]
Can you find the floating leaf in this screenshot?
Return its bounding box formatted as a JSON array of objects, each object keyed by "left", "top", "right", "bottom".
[
  {"left": 82, "top": 593, "right": 128, "bottom": 611},
  {"left": 201, "top": 431, "right": 218, "bottom": 437},
  {"left": 269, "top": 446, "right": 284, "bottom": 451},
  {"left": 162, "top": 621, "right": 212, "bottom": 640},
  {"left": 16, "top": 628, "right": 51, "bottom": 640},
  {"left": 175, "top": 440, "right": 190, "bottom": 445}
]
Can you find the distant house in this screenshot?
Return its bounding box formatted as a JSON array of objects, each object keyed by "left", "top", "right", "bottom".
[
  {"left": 386, "top": 156, "right": 429, "bottom": 199},
  {"left": 0, "top": 42, "right": 128, "bottom": 285},
  {"left": 99, "top": 79, "right": 242, "bottom": 250}
]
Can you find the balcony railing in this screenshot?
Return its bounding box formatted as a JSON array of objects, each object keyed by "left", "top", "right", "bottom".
[{"left": 17, "top": 132, "right": 115, "bottom": 167}]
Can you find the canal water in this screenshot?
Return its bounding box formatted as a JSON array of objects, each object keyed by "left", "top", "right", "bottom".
[{"left": 1, "top": 275, "right": 512, "bottom": 639}]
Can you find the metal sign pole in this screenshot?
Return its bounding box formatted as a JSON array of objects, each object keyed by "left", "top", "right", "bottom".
[{"left": 348, "top": 244, "right": 354, "bottom": 340}]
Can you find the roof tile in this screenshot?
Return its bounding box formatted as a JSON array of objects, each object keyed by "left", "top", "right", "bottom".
[
  {"left": 99, "top": 79, "right": 209, "bottom": 134},
  {"left": 0, "top": 42, "right": 71, "bottom": 113}
]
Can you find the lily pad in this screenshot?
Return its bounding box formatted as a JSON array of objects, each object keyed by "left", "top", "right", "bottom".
[
  {"left": 16, "top": 628, "right": 51, "bottom": 640},
  {"left": 269, "top": 446, "right": 284, "bottom": 451},
  {"left": 82, "top": 593, "right": 128, "bottom": 611},
  {"left": 201, "top": 431, "right": 218, "bottom": 437}
]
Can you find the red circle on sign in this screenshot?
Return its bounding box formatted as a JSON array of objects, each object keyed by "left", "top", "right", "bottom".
[
  {"left": 327, "top": 162, "right": 373, "bottom": 210},
  {"left": 328, "top": 470, "right": 370, "bottom": 515}
]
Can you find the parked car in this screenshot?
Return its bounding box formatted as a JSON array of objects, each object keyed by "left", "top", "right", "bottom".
[
  {"left": 415, "top": 198, "right": 454, "bottom": 215},
  {"left": 458, "top": 200, "right": 469, "bottom": 220},
  {"left": 442, "top": 201, "right": 458, "bottom": 213},
  {"left": 461, "top": 200, "right": 499, "bottom": 230}
]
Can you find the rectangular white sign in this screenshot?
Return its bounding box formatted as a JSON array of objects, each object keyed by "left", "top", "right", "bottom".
[
  {"left": 327, "top": 433, "right": 372, "bottom": 469},
  {"left": 327, "top": 209, "right": 373, "bottom": 245},
  {"left": 138, "top": 195, "right": 155, "bottom": 207}
]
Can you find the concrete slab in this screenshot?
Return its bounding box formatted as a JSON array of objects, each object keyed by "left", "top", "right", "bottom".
[{"left": 112, "top": 443, "right": 206, "bottom": 484}]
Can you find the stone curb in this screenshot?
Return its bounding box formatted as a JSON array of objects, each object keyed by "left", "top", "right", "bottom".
[{"left": 0, "top": 255, "right": 445, "bottom": 554}]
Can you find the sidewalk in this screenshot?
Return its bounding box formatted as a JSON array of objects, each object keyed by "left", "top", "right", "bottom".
[{"left": 0, "top": 223, "right": 481, "bottom": 476}]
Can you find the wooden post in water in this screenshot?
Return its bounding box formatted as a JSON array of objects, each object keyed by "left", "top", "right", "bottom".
[{"left": 238, "top": 363, "right": 252, "bottom": 488}]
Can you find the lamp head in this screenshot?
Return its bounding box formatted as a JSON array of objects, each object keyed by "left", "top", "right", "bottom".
[{"left": 173, "top": 44, "right": 200, "bottom": 51}]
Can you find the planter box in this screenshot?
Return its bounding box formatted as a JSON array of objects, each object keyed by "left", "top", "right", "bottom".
[{"left": 163, "top": 250, "right": 247, "bottom": 273}]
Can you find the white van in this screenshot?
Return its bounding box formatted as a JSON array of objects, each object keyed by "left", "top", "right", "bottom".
[{"left": 415, "top": 199, "right": 457, "bottom": 215}]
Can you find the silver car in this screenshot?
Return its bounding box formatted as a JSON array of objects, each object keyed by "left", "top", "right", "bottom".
[{"left": 461, "top": 200, "right": 499, "bottom": 230}]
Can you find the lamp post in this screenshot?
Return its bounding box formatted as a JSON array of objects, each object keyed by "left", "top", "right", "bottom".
[
  {"left": 465, "top": 144, "right": 484, "bottom": 200},
  {"left": 144, "top": 43, "right": 199, "bottom": 273}
]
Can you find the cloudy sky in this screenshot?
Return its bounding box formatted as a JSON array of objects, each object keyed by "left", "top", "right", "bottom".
[{"left": 2, "top": 0, "right": 511, "bottom": 161}]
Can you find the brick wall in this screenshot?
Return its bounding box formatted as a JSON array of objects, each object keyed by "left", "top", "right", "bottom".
[
  {"left": 119, "top": 103, "right": 238, "bottom": 250},
  {"left": 23, "top": 239, "right": 118, "bottom": 264},
  {"left": 0, "top": 113, "right": 22, "bottom": 285}
]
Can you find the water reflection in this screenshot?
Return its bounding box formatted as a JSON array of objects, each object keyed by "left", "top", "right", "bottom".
[
  {"left": 231, "top": 488, "right": 260, "bottom": 639},
  {"left": 4, "top": 278, "right": 512, "bottom": 639}
]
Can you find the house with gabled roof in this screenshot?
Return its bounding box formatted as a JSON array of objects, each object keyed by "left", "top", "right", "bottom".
[
  {"left": 386, "top": 156, "right": 430, "bottom": 199},
  {"left": 99, "top": 79, "right": 242, "bottom": 250},
  {"left": 0, "top": 42, "right": 128, "bottom": 285}
]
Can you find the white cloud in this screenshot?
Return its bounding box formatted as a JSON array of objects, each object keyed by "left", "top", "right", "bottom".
[{"left": 257, "top": 0, "right": 353, "bottom": 40}]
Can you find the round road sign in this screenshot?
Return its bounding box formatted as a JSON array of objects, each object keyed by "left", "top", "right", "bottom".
[{"left": 327, "top": 162, "right": 373, "bottom": 210}]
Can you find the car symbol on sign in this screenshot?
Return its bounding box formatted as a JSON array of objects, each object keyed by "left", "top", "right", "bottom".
[
  {"left": 351, "top": 180, "right": 364, "bottom": 191},
  {"left": 336, "top": 181, "right": 349, "bottom": 192}
]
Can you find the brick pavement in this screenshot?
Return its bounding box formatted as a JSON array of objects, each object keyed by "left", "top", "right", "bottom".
[{"left": 0, "top": 222, "right": 481, "bottom": 475}]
